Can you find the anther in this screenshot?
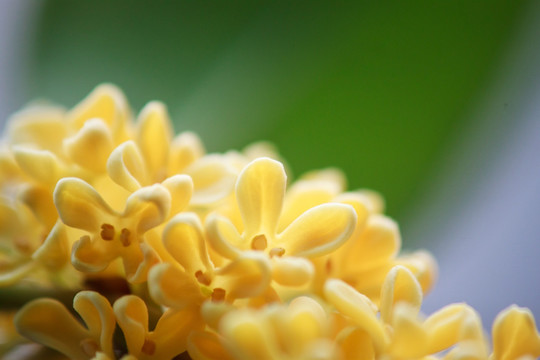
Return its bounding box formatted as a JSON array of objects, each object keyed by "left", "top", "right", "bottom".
[
  {"left": 120, "top": 228, "right": 131, "bottom": 247},
  {"left": 269, "top": 247, "right": 285, "bottom": 258},
  {"left": 141, "top": 338, "right": 156, "bottom": 355},
  {"left": 100, "top": 224, "right": 115, "bottom": 240},
  {"left": 251, "top": 234, "right": 268, "bottom": 251},
  {"left": 195, "top": 270, "right": 211, "bottom": 286},
  {"left": 80, "top": 338, "right": 99, "bottom": 357},
  {"left": 211, "top": 288, "right": 226, "bottom": 302}
]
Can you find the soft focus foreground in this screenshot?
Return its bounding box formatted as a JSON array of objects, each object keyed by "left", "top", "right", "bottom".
[{"left": 0, "top": 85, "right": 538, "bottom": 360}]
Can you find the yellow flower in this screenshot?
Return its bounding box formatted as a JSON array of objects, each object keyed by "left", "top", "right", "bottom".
[
  {"left": 148, "top": 212, "right": 272, "bottom": 308},
  {"left": 206, "top": 157, "right": 357, "bottom": 288},
  {"left": 53, "top": 177, "right": 177, "bottom": 283},
  {"left": 14, "top": 291, "right": 116, "bottom": 359}
]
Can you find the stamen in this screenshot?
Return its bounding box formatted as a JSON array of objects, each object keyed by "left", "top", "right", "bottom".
[
  {"left": 251, "top": 234, "right": 268, "bottom": 251},
  {"left": 326, "top": 259, "right": 333, "bottom": 274},
  {"left": 269, "top": 247, "right": 285, "bottom": 257},
  {"left": 195, "top": 270, "right": 211, "bottom": 286},
  {"left": 80, "top": 338, "right": 99, "bottom": 357},
  {"left": 141, "top": 338, "right": 156, "bottom": 355},
  {"left": 120, "top": 228, "right": 131, "bottom": 247},
  {"left": 100, "top": 224, "right": 115, "bottom": 240},
  {"left": 211, "top": 288, "right": 226, "bottom": 302}
]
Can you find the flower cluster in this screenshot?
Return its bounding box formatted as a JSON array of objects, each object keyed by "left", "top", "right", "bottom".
[{"left": 1, "top": 84, "right": 539, "bottom": 359}]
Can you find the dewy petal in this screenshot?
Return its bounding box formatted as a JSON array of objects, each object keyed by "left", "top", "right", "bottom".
[
  {"left": 279, "top": 203, "right": 357, "bottom": 258},
  {"left": 68, "top": 83, "right": 130, "bottom": 143},
  {"left": 54, "top": 177, "right": 115, "bottom": 232},
  {"left": 323, "top": 279, "right": 387, "bottom": 350},
  {"left": 107, "top": 141, "right": 147, "bottom": 193},
  {"left": 214, "top": 251, "right": 272, "bottom": 299},
  {"left": 73, "top": 291, "right": 116, "bottom": 358},
  {"left": 380, "top": 265, "right": 423, "bottom": 324},
  {"left": 148, "top": 263, "right": 206, "bottom": 309},
  {"left": 492, "top": 305, "right": 540, "bottom": 360},
  {"left": 236, "top": 158, "right": 286, "bottom": 239},
  {"left": 271, "top": 256, "right": 314, "bottom": 287},
  {"left": 163, "top": 212, "right": 213, "bottom": 275},
  {"left": 124, "top": 184, "right": 171, "bottom": 234},
  {"left": 161, "top": 174, "right": 193, "bottom": 216},
  {"left": 136, "top": 101, "right": 172, "bottom": 178},
  {"left": 185, "top": 155, "right": 237, "bottom": 206},
  {"left": 205, "top": 213, "right": 244, "bottom": 260},
  {"left": 12, "top": 146, "right": 66, "bottom": 186},
  {"left": 113, "top": 295, "right": 148, "bottom": 357},
  {"left": 64, "top": 118, "right": 114, "bottom": 173}
]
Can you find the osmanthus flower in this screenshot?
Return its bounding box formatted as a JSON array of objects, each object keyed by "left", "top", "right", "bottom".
[
  {"left": 206, "top": 157, "right": 358, "bottom": 288},
  {"left": 148, "top": 212, "right": 272, "bottom": 308},
  {"left": 14, "top": 291, "right": 116, "bottom": 359},
  {"left": 107, "top": 101, "right": 236, "bottom": 208},
  {"left": 53, "top": 177, "right": 185, "bottom": 283},
  {"left": 187, "top": 296, "right": 342, "bottom": 360},
  {"left": 112, "top": 295, "right": 204, "bottom": 359}
]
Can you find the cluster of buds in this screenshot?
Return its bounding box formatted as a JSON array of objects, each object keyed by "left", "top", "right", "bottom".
[{"left": 0, "top": 84, "right": 538, "bottom": 359}]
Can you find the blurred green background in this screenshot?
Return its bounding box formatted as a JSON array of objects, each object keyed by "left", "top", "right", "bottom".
[{"left": 26, "top": 1, "right": 527, "bottom": 230}]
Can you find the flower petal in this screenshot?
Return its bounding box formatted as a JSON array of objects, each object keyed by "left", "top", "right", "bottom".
[
  {"left": 14, "top": 298, "right": 92, "bottom": 359},
  {"left": 148, "top": 263, "right": 205, "bottom": 308},
  {"left": 161, "top": 174, "right": 193, "bottom": 216},
  {"left": 54, "top": 178, "right": 115, "bottom": 232},
  {"left": 167, "top": 131, "right": 205, "bottom": 175},
  {"left": 205, "top": 213, "right": 244, "bottom": 260},
  {"left": 236, "top": 158, "right": 286, "bottom": 239},
  {"left": 136, "top": 101, "right": 172, "bottom": 179},
  {"left": 492, "top": 305, "right": 540, "bottom": 360},
  {"left": 214, "top": 251, "right": 272, "bottom": 299},
  {"left": 72, "top": 234, "right": 118, "bottom": 273},
  {"left": 188, "top": 330, "right": 233, "bottom": 360},
  {"left": 73, "top": 291, "right": 116, "bottom": 358},
  {"left": 18, "top": 184, "right": 57, "bottom": 229},
  {"left": 32, "top": 221, "right": 70, "bottom": 269},
  {"left": 388, "top": 302, "right": 428, "bottom": 358},
  {"left": 279, "top": 203, "right": 357, "bottom": 258},
  {"left": 68, "top": 84, "right": 130, "bottom": 143},
  {"left": 107, "top": 141, "right": 147, "bottom": 193},
  {"left": 12, "top": 146, "right": 65, "bottom": 186},
  {"left": 6, "top": 105, "right": 67, "bottom": 160},
  {"left": 271, "top": 256, "right": 314, "bottom": 287},
  {"left": 124, "top": 242, "right": 160, "bottom": 284},
  {"left": 151, "top": 307, "right": 205, "bottom": 359},
  {"left": 380, "top": 265, "right": 423, "bottom": 324},
  {"left": 185, "top": 155, "right": 236, "bottom": 206},
  {"left": 64, "top": 118, "right": 114, "bottom": 173},
  {"left": 124, "top": 184, "right": 170, "bottom": 234},
  {"left": 323, "top": 279, "right": 387, "bottom": 350},
  {"left": 163, "top": 212, "right": 213, "bottom": 275},
  {"left": 113, "top": 295, "right": 148, "bottom": 356}
]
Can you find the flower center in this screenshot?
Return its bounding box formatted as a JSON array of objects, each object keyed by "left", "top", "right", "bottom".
[
  {"left": 251, "top": 234, "right": 268, "bottom": 251},
  {"left": 100, "top": 223, "right": 132, "bottom": 247},
  {"left": 141, "top": 338, "right": 156, "bottom": 356},
  {"left": 195, "top": 270, "right": 211, "bottom": 286},
  {"left": 269, "top": 247, "right": 285, "bottom": 257},
  {"left": 211, "top": 288, "right": 226, "bottom": 302}
]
